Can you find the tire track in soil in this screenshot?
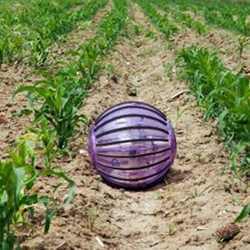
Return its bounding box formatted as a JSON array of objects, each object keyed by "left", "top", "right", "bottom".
[
  {"left": 21, "top": 3, "right": 250, "bottom": 250},
  {"left": 0, "top": 1, "right": 111, "bottom": 157}
]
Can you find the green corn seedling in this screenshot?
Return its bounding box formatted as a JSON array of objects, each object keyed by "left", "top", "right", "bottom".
[
  {"left": 137, "top": 0, "right": 178, "bottom": 39},
  {"left": 15, "top": 73, "right": 87, "bottom": 149},
  {"left": 159, "top": 0, "right": 250, "bottom": 36},
  {"left": 235, "top": 203, "right": 250, "bottom": 223},
  {"left": 0, "top": 130, "right": 76, "bottom": 249},
  {"left": 237, "top": 36, "right": 249, "bottom": 61},
  {"left": 27, "top": 120, "right": 76, "bottom": 205},
  {"left": 177, "top": 46, "right": 250, "bottom": 175},
  {"left": 151, "top": 0, "right": 207, "bottom": 34},
  {"left": 0, "top": 139, "right": 50, "bottom": 249},
  {"left": 0, "top": 0, "right": 108, "bottom": 66},
  {"left": 15, "top": 0, "right": 128, "bottom": 150}
]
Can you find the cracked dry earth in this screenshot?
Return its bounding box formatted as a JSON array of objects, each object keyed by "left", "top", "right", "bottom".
[{"left": 1, "top": 2, "right": 249, "bottom": 250}]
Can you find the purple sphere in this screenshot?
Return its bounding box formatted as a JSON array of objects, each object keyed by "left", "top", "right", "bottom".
[{"left": 88, "top": 101, "right": 176, "bottom": 189}]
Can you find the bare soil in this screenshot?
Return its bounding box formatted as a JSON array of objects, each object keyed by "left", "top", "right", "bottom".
[
  {"left": 20, "top": 3, "right": 250, "bottom": 250},
  {"left": 1, "top": 2, "right": 250, "bottom": 250}
]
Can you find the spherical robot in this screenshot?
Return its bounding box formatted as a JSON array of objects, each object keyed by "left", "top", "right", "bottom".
[{"left": 88, "top": 101, "right": 176, "bottom": 189}]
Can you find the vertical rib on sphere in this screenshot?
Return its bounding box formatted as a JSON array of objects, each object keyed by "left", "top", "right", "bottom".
[{"left": 88, "top": 101, "right": 177, "bottom": 189}]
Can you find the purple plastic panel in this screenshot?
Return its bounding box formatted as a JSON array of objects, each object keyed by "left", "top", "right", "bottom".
[{"left": 88, "top": 101, "right": 177, "bottom": 189}]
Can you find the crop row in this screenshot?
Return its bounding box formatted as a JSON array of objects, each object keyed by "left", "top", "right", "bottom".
[
  {"left": 151, "top": 0, "right": 207, "bottom": 35},
  {"left": 140, "top": 0, "right": 250, "bottom": 220},
  {"left": 140, "top": 0, "right": 250, "bottom": 176},
  {"left": 162, "top": 0, "right": 250, "bottom": 36},
  {"left": 16, "top": 0, "right": 128, "bottom": 149},
  {"left": 0, "top": 0, "right": 108, "bottom": 66},
  {"left": 177, "top": 46, "right": 250, "bottom": 175},
  {"left": 1, "top": 0, "right": 128, "bottom": 248},
  {"left": 178, "top": 48, "right": 250, "bottom": 220},
  {"left": 137, "top": 0, "right": 178, "bottom": 39}
]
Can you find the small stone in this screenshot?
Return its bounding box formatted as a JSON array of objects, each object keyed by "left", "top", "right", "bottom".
[{"left": 79, "top": 149, "right": 88, "bottom": 155}]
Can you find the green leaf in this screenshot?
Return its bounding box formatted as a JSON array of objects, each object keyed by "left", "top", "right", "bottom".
[
  {"left": 48, "top": 168, "right": 76, "bottom": 204},
  {"left": 44, "top": 208, "right": 56, "bottom": 234},
  {"left": 235, "top": 204, "right": 250, "bottom": 223}
]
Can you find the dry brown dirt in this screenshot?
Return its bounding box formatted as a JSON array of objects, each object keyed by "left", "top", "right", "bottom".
[{"left": 1, "top": 2, "right": 250, "bottom": 250}]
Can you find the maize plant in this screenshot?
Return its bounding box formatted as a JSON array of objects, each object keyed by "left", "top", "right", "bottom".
[
  {"left": 15, "top": 0, "right": 128, "bottom": 149},
  {"left": 177, "top": 46, "right": 250, "bottom": 175},
  {"left": 0, "top": 0, "right": 108, "bottom": 66},
  {"left": 137, "top": 0, "right": 178, "bottom": 39},
  {"left": 0, "top": 139, "right": 50, "bottom": 249}
]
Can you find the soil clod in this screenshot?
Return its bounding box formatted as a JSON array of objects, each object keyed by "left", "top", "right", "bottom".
[{"left": 215, "top": 223, "right": 240, "bottom": 242}]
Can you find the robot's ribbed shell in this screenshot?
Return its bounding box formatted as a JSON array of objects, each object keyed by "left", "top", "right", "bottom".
[{"left": 88, "top": 101, "right": 176, "bottom": 189}]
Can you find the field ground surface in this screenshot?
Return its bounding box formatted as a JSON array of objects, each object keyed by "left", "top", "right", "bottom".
[{"left": 0, "top": 0, "right": 250, "bottom": 250}]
